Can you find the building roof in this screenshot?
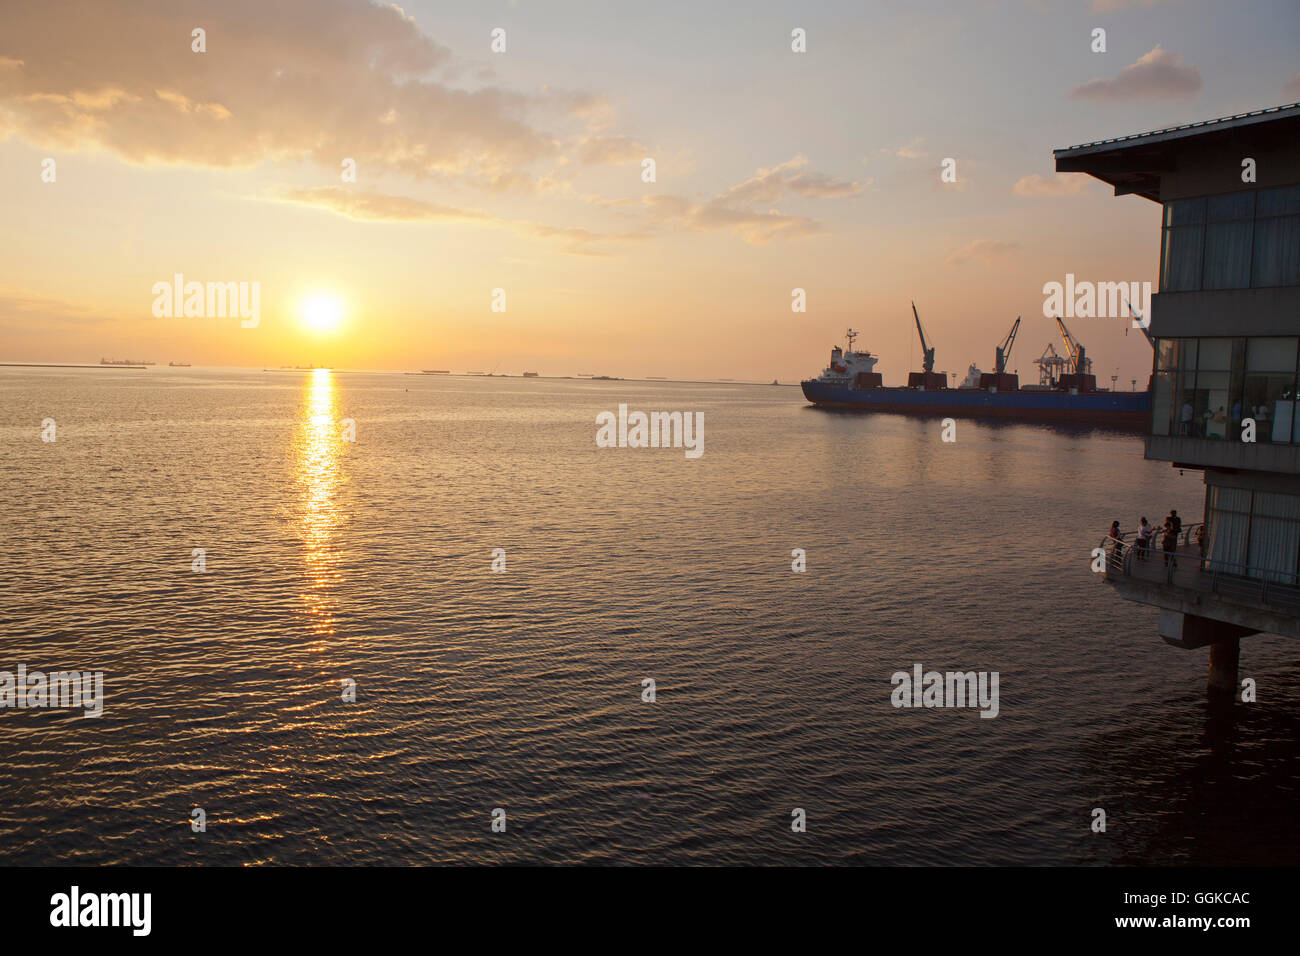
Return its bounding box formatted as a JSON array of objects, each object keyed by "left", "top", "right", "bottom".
[{"left": 1053, "top": 102, "right": 1300, "bottom": 202}]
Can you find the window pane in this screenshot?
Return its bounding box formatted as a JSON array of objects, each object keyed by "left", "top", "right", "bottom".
[
  {"left": 1229, "top": 339, "right": 1246, "bottom": 434},
  {"left": 1202, "top": 219, "right": 1253, "bottom": 289},
  {"left": 1156, "top": 338, "right": 1178, "bottom": 372},
  {"left": 1242, "top": 496, "right": 1294, "bottom": 587},
  {"left": 1208, "top": 191, "right": 1255, "bottom": 221},
  {"left": 1151, "top": 370, "right": 1174, "bottom": 435},
  {"left": 1165, "top": 197, "right": 1207, "bottom": 226},
  {"left": 1251, "top": 215, "right": 1300, "bottom": 288},
  {"left": 1207, "top": 485, "right": 1251, "bottom": 572},
  {"left": 1199, "top": 371, "right": 1231, "bottom": 438},
  {"left": 1246, "top": 337, "right": 1297, "bottom": 372},
  {"left": 1243, "top": 372, "right": 1297, "bottom": 443},
  {"left": 1197, "top": 338, "right": 1232, "bottom": 369},
  {"left": 1175, "top": 369, "right": 1196, "bottom": 436},
  {"left": 1162, "top": 225, "right": 1204, "bottom": 291},
  {"left": 1256, "top": 184, "right": 1300, "bottom": 218}
]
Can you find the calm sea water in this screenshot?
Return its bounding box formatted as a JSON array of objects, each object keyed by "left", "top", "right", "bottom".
[{"left": 1, "top": 367, "right": 1298, "bottom": 866}]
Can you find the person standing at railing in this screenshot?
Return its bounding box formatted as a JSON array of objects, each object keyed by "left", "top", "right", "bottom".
[
  {"left": 1107, "top": 521, "right": 1124, "bottom": 572},
  {"left": 1135, "top": 517, "right": 1151, "bottom": 561},
  {"left": 1162, "top": 514, "right": 1178, "bottom": 568}
]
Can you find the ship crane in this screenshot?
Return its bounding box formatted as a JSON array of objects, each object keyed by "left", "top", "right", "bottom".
[
  {"left": 995, "top": 317, "right": 1021, "bottom": 374},
  {"left": 1124, "top": 299, "right": 1156, "bottom": 348},
  {"left": 912, "top": 301, "right": 935, "bottom": 373},
  {"left": 1054, "top": 315, "right": 1092, "bottom": 376}
]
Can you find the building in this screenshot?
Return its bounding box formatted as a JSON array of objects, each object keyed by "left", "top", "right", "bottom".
[{"left": 1055, "top": 103, "right": 1300, "bottom": 696}]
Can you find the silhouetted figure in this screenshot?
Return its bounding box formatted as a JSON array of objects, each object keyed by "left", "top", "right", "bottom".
[
  {"left": 1135, "top": 516, "right": 1151, "bottom": 561},
  {"left": 1162, "top": 515, "right": 1178, "bottom": 568}
]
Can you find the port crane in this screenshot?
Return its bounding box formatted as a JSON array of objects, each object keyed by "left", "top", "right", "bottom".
[
  {"left": 912, "top": 301, "right": 935, "bottom": 373},
  {"left": 995, "top": 317, "right": 1021, "bottom": 374},
  {"left": 1054, "top": 315, "right": 1092, "bottom": 377},
  {"left": 1124, "top": 298, "right": 1156, "bottom": 347},
  {"left": 1034, "top": 343, "right": 1070, "bottom": 387}
]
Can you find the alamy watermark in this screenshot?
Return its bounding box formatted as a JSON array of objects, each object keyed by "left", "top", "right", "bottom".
[
  {"left": 1, "top": 664, "right": 104, "bottom": 717},
  {"left": 890, "top": 663, "right": 999, "bottom": 718},
  {"left": 595, "top": 404, "right": 704, "bottom": 459},
  {"left": 151, "top": 273, "right": 260, "bottom": 327},
  {"left": 50, "top": 886, "right": 150, "bottom": 936},
  {"left": 1042, "top": 273, "right": 1150, "bottom": 327}
]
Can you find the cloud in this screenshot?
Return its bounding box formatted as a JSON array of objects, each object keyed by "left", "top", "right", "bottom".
[
  {"left": 945, "top": 239, "right": 1022, "bottom": 267},
  {"left": 275, "top": 186, "right": 644, "bottom": 255},
  {"left": 0, "top": 0, "right": 605, "bottom": 187},
  {"left": 1069, "top": 45, "right": 1201, "bottom": 101},
  {"left": 716, "top": 156, "right": 861, "bottom": 205},
  {"left": 279, "top": 187, "right": 491, "bottom": 223},
  {"left": 1012, "top": 173, "right": 1092, "bottom": 197},
  {"left": 642, "top": 156, "right": 860, "bottom": 244},
  {"left": 879, "top": 138, "right": 927, "bottom": 160},
  {"left": 1285, "top": 72, "right": 1300, "bottom": 100},
  {"left": 578, "top": 135, "right": 646, "bottom": 165}
]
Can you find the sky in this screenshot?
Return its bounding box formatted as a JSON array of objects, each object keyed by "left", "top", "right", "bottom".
[{"left": 1, "top": 0, "right": 1297, "bottom": 384}]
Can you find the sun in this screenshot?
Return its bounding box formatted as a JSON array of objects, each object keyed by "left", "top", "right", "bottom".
[{"left": 300, "top": 294, "right": 344, "bottom": 333}]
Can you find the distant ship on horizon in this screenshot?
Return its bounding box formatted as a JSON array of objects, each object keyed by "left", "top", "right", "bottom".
[
  {"left": 168, "top": 361, "right": 191, "bottom": 367},
  {"left": 100, "top": 358, "right": 153, "bottom": 366}
]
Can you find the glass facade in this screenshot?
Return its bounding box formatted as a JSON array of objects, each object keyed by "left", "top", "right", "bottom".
[
  {"left": 1160, "top": 185, "right": 1300, "bottom": 292},
  {"left": 1205, "top": 485, "right": 1300, "bottom": 583},
  {"left": 1151, "top": 336, "right": 1300, "bottom": 441}
]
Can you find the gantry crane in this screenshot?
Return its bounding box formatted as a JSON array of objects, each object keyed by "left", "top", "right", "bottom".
[{"left": 1035, "top": 342, "right": 1068, "bottom": 387}]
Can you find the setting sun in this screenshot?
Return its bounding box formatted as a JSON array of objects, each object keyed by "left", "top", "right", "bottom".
[{"left": 300, "top": 294, "right": 343, "bottom": 334}]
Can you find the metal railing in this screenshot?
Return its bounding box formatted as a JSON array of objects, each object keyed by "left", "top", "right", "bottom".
[{"left": 1097, "top": 522, "right": 1300, "bottom": 610}]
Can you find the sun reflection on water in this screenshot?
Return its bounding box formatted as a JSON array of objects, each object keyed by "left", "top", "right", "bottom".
[{"left": 298, "top": 368, "right": 343, "bottom": 647}]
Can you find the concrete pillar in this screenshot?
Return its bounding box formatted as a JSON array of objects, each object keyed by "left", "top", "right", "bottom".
[{"left": 1207, "top": 639, "right": 1240, "bottom": 699}]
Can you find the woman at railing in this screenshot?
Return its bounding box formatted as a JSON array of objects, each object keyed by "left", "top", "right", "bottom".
[{"left": 1135, "top": 516, "right": 1152, "bottom": 561}]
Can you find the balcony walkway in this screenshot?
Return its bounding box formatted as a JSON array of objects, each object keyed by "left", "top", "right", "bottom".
[{"left": 1100, "top": 532, "right": 1300, "bottom": 640}]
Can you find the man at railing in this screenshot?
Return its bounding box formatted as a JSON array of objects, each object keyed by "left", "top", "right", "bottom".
[{"left": 1162, "top": 510, "right": 1182, "bottom": 568}]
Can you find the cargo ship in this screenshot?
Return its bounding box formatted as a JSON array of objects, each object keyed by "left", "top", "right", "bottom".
[{"left": 801, "top": 304, "right": 1150, "bottom": 429}]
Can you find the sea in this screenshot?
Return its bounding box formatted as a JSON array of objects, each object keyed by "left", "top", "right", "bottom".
[{"left": 1, "top": 366, "right": 1297, "bottom": 865}]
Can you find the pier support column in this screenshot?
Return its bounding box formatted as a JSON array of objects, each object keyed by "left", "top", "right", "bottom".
[{"left": 1207, "top": 639, "right": 1240, "bottom": 700}]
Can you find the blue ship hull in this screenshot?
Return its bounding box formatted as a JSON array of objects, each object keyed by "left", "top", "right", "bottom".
[{"left": 801, "top": 380, "right": 1150, "bottom": 429}]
